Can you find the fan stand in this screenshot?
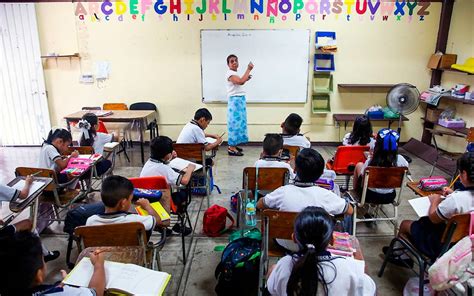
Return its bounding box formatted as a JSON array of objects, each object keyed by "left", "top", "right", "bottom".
[{"left": 396, "top": 102, "right": 412, "bottom": 164}]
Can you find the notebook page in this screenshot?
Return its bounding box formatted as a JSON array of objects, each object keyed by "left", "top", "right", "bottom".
[
  {"left": 169, "top": 157, "right": 203, "bottom": 172},
  {"left": 11, "top": 180, "right": 45, "bottom": 199},
  {"left": 108, "top": 263, "right": 171, "bottom": 295},
  {"left": 206, "top": 137, "right": 217, "bottom": 144},
  {"left": 63, "top": 257, "right": 122, "bottom": 288},
  {"left": 408, "top": 196, "right": 431, "bottom": 217},
  {"left": 0, "top": 202, "right": 30, "bottom": 224}
]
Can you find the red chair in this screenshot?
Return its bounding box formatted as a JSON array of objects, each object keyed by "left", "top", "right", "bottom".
[{"left": 326, "top": 145, "right": 370, "bottom": 189}]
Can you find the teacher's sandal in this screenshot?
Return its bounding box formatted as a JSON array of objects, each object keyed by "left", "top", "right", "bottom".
[{"left": 228, "top": 149, "right": 244, "bottom": 156}]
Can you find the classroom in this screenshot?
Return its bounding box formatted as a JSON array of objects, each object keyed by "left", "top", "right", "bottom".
[{"left": 0, "top": 0, "right": 473, "bottom": 295}]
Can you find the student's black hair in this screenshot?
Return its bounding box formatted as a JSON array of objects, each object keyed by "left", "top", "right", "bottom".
[
  {"left": 287, "top": 206, "right": 336, "bottom": 296},
  {"left": 194, "top": 108, "right": 213, "bottom": 121},
  {"left": 294, "top": 148, "right": 324, "bottom": 182},
  {"left": 369, "top": 129, "right": 400, "bottom": 167},
  {"left": 0, "top": 231, "right": 44, "bottom": 295},
  {"left": 43, "top": 128, "right": 72, "bottom": 145},
  {"left": 458, "top": 152, "right": 474, "bottom": 183},
  {"left": 101, "top": 175, "right": 134, "bottom": 208},
  {"left": 79, "top": 113, "right": 98, "bottom": 147},
  {"left": 263, "top": 133, "right": 283, "bottom": 156},
  {"left": 283, "top": 113, "right": 303, "bottom": 135},
  {"left": 149, "top": 136, "right": 174, "bottom": 161},
  {"left": 226, "top": 54, "right": 237, "bottom": 65},
  {"left": 349, "top": 115, "right": 373, "bottom": 146}
]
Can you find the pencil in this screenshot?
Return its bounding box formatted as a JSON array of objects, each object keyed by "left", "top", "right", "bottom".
[
  {"left": 449, "top": 175, "right": 460, "bottom": 188},
  {"left": 219, "top": 132, "right": 226, "bottom": 137},
  {"left": 31, "top": 171, "right": 43, "bottom": 177}
]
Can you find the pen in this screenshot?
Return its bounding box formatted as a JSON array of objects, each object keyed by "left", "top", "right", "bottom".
[{"left": 31, "top": 171, "right": 43, "bottom": 177}]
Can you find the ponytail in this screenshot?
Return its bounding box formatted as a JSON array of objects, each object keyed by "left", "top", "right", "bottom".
[
  {"left": 79, "top": 113, "right": 98, "bottom": 147},
  {"left": 44, "top": 128, "right": 72, "bottom": 145}
]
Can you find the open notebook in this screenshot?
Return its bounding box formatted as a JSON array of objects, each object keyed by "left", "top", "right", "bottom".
[
  {"left": 11, "top": 180, "right": 46, "bottom": 200},
  {"left": 169, "top": 157, "right": 202, "bottom": 172},
  {"left": 408, "top": 196, "right": 431, "bottom": 217},
  {"left": 64, "top": 257, "right": 171, "bottom": 295}
]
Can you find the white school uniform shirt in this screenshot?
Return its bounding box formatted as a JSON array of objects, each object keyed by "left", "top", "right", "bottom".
[
  {"left": 39, "top": 285, "right": 96, "bottom": 296},
  {"left": 86, "top": 212, "right": 156, "bottom": 231},
  {"left": 226, "top": 69, "right": 245, "bottom": 97},
  {"left": 267, "top": 255, "right": 376, "bottom": 296},
  {"left": 361, "top": 155, "right": 409, "bottom": 194},
  {"left": 342, "top": 132, "right": 376, "bottom": 151},
  {"left": 177, "top": 120, "right": 207, "bottom": 144},
  {"left": 92, "top": 132, "right": 113, "bottom": 155},
  {"left": 263, "top": 184, "right": 349, "bottom": 251},
  {"left": 0, "top": 184, "right": 19, "bottom": 202},
  {"left": 140, "top": 158, "right": 182, "bottom": 187},
  {"left": 38, "top": 143, "right": 62, "bottom": 172},
  {"left": 282, "top": 134, "right": 311, "bottom": 149},
  {"left": 436, "top": 189, "right": 474, "bottom": 221},
  {"left": 254, "top": 159, "right": 295, "bottom": 180}
]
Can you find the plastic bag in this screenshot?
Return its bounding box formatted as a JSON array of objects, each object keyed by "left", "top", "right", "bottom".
[
  {"left": 403, "top": 277, "right": 434, "bottom": 296},
  {"left": 439, "top": 107, "right": 456, "bottom": 120}
]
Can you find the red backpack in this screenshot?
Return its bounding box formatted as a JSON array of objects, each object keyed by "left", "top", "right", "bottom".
[{"left": 203, "top": 205, "right": 235, "bottom": 237}]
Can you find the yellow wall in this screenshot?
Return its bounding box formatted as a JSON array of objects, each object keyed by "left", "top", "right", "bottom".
[{"left": 36, "top": 1, "right": 452, "bottom": 144}]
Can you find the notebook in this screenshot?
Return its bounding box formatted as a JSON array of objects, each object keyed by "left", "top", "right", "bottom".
[
  {"left": 63, "top": 257, "right": 171, "bottom": 295},
  {"left": 135, "top": 201, "right": 171, "bottom": 221},
  {"left": 408, "top": 196, "right": 431, "bottom": 217},
  {"left": 11, "top": 180, "right": 46, "bottom": 200},
  {"left": 169, "top": 157, "right": 202, "bottom": 172}
]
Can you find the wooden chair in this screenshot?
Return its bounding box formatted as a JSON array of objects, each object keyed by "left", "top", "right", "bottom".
[
  {"left": 238, "top": 167, "right": 290, "bottom": 227},
  {"left": 347, "top": 166, "right": 408, "bottom": 236},
  {"left": 326, "top": 145, "right": 369, "bottom": 190},
  {"left": 282, "top": 145, "right": 299, "bottom": 159},
  {"left": 379, "top": 213, "right": 472, "bottom": 296},
  {"left": 74, "top": 222, "right": 166, "bottom": 270},
  {"left": 66, "top": 146, "right": 95, "bottom": 155},
  {"left": 259, "top": 210, "right": 298, "bottom": 296},
  {"left": 103, "top": 103, "right": 132, "bottom": 161}
]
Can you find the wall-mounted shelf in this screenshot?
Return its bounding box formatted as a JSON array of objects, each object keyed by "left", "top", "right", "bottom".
[
  {"left": 420, "top": 95, "right": 474, "bottom": 106},
  {"left": 41, "top": 53, "right": 80, "bottom": 64},
  {"left": 420, "top": 117, "right": 468, "bottom": 135},
  {"left": 338, "top": 84, "right": 395, "bottom": 89},
  {"left": 432, "top": 68, "right": 473, "bottom": 75}
]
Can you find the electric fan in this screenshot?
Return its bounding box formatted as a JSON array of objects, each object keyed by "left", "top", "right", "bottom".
[{"left": 386, "top": 83, "right": 420, "bottom": 134}]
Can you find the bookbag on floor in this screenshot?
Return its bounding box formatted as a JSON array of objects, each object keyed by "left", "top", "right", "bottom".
[
  {"left": 215, "top": 237, "right": 261, "bottom": 296},
  {"left": 203, "top": 205, "right": 234, "bottom": 237}
]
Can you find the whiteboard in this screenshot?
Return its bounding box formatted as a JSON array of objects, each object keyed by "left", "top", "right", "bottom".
[{"left": 201, "top": 29, "right": 310, "bottom": 103}]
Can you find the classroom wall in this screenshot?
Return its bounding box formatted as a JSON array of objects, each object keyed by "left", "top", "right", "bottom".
[{"left": 35, "top": 1, "right": 453, "bottom": 145}]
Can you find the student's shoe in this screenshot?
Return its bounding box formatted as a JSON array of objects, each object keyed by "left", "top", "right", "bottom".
[
  {"left": 44, "top": 251, "right": 60, "bottom": 262},
  {"left": 157, "top": 227, "right": 173, "bottom": 236},
  {"left": 228, "top": 149, "right": 244, "bottom": 156},
  {"left": 235, "top": 146, "right": 243, "bottom": 152},
  {"left": 172, "top": 223, "right": 192, "bottom": 236}
]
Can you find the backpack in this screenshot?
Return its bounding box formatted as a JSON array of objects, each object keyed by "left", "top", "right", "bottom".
[
  {"left": 203, "top": 205, "right": 235, "bottom": 237},
  {"left": 215, "top": 237, "right": 261, "bottom": 296}
]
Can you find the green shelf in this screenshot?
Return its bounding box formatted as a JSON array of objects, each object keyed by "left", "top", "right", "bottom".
[
  {"left": 312, "top": 94, "right": 331, "bottom": 113},
  {"left": 313, "top": 73, "right": 333, "bottom": 93}
]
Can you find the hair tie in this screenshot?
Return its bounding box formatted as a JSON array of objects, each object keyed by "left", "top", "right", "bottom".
[
  {"left": 378, "top": 129, "right": 399, "bottom": 151},
  {"left": 77, "top": 120, "right": 91, "bottom": 140},
  {"left": 306, "top": 244, "right": 315, "bottom": 249}
]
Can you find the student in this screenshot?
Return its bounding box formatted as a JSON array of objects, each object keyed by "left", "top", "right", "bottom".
[
  {"left": 342, "top": 115, "right": 375, "bottom": 150},
  {"left": 353, "top": 128, "right": 409, "bottom": 204},
  {"left": 176, "top": 108, "right": 223, "bottom": 152},
  {"left": 86, "top": 175, "right": 163, "bottom": 233},
  {"left": 140, "top": 136, "right": 195, "bottom": 235},
  {"left": 257, "top": 148, "right": 353, "bottom": 251},
  {"left": 38, "top": 128, "right": 78, "bottom": 184},
  {"left": 78, "top": 113, "right": 115, "bottom": 176},
  {"left": 266, "top": 206, "right": 376, "bottom": 296},
  {"left": 0, "top": 175, "right": 33, "bottom": 201},
  {"left": 255, "top": 134, "right": 295, "bottom": 180},
  {"left": 281, "top": 113, "right": 311, "bottom": 149},
  {"left": 386, "top": 152, "right": 474, "bottom": 264},
  {"left": 0, "top": 231, "right": 105, "bottom": 296}
]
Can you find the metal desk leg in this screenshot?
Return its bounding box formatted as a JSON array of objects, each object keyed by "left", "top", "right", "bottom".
[
  {"left": 30, "top": 198, "right": 39, "bottom": 231},
  {"left": 139, "top": 119, "right": 145, "bottom": 164}
]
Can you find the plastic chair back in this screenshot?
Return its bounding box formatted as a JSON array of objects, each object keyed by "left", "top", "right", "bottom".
[
  {"left": 103, "top": 103, "right": 128, "bottom": 110},
  {"left": 130, "top": 102, "right": 157, "bottom": 111},
  {"left": 332, "top": 145, "right": 370, "bottom": 175},
  {"left": 129, "top": 176, "right": 169, "bottom": 190},
  {"left": 82, "top": 106, "right": 101, "bottom": 110}
]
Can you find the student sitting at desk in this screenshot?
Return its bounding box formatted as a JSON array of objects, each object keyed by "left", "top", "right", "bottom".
[
  {"left": 140, "top": 136, "right": 195, "bottom": 236},
  {"left": 257, "top": 148, "right": 353, "bottom": 251},
  {"left": 255, "top": 133, "right": 295, "bottom": 180},
  {"left": 86, "top": 175, "right": 163, "bottom": 235},
  {"left": 266, "top": 206, "right": 376, "bottom": 296},
  {"left": 0, "top": 175, "right": 33, "bottom": 201},
  {"left": 342, "top": 115, "right": 375, "bottom": 151},
  {"left": 280, "top": 113, "right": 311, "bottom": 149},
  {"left": 0, "top": 231, "right": 105, "bottom": 296},
  {"left": 177, "top": 108, "right": 223, "bottom": 153}
]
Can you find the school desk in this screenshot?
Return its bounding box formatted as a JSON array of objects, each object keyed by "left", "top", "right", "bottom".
[
  {"left": 132, "top": 189, "right": 171, "bottom": 228},
  {"left": 333, "top": 113, "right": 409, "bottom": 139},
  {"left": 64, "top": 110, "right": 156, "bottom": 163},
  {"left": 407, "top": 181, "right": 443, "bottom": 197},
  {"left": 2, "top": 176, "right": 52, "bottom": 230},
  {"left": 77, "top": 246, "right": 145, "bottom": 266}
]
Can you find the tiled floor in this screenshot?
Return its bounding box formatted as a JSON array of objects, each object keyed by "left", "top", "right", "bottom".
[{"left": 0, "top": 144, "right": 449, "bottom": 295}]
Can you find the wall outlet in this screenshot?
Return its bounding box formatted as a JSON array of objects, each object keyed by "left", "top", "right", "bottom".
[{"left": 80, "top": 74, "right": 94, "bottom": 84}]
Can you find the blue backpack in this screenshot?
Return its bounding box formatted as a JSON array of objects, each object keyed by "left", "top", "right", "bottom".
[{"left": 215, "top": 237, "right": 261, "bottom": 296}]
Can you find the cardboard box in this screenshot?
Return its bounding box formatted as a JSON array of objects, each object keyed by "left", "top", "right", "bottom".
[
  {"left": 426, "top": 108, "right": 444, "bottom": 122},
  {"left": 427, "top": 53, "right": 458, "bottom": 69}
]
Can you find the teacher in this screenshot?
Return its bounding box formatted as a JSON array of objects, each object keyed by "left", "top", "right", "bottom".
[{"left": 225, "top": 54, "right": 254, "bottom": 156}]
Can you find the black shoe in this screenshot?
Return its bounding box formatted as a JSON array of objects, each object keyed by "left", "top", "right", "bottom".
[
  {"left": 157, "top": 227, "right": 173, "bottom": 236},
  {"left": 235, "top": 146, "right": 243, "bottom": 152},
  {"left": 386, "top": 256, "right": 414, "bottom": 269},
  {"left": 172, "top": 223, "right": 192, "bottom": 236},
  {"left": 228, "top": 149, "right": 244, "bottom": 156},
  {"left": 44, "top": 251, "right": 60, "bottom": 262}
]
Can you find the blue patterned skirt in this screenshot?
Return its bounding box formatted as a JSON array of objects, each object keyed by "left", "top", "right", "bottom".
[{"left": 227, "top": 95, "right": 248, "bottom": 146}]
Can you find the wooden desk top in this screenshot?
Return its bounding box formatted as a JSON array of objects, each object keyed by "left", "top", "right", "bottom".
[
  {"left": 333, "top": 113, "right": 409, "bottom": 122},
  {"left": 64, "top": 110, "right": 155, "bottom": 121},
  {"left": 407, "top": 181, "right": 443, "bottom": 197},
  {"left": 77, "top": 246, "right": 145, "bottom": 266}
]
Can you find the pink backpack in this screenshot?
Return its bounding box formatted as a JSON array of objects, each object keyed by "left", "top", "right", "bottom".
[{"left": 428, "top": 212, "right": 474, "bottom": 292}]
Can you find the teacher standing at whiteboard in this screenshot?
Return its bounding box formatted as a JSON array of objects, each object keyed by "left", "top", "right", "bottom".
[{"left": 226, "top": 54, "right": 254, "bottom": 156}]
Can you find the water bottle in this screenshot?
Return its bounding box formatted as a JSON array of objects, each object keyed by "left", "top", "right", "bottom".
[{"left": 245, "top": 201, "right": 256, "bottom": 227}]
